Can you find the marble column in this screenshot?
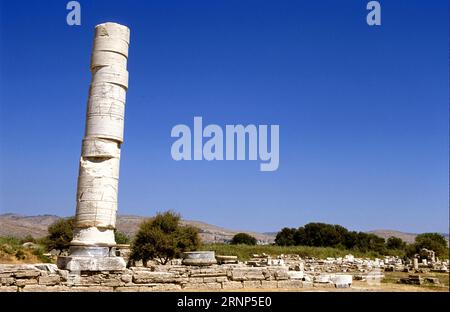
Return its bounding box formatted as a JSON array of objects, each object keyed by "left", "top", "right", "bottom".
[{"left": 57, "top": 22, "right": 130, "bottom": 271}]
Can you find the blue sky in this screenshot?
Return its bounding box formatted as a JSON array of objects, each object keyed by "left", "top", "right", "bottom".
[{"left": 0, "top": 0, "right": 448, "bottom": 233}]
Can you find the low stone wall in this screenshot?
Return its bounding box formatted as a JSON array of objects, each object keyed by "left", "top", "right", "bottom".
[{"left": 0, "top": 263, "right": 351, "bottom": 292}]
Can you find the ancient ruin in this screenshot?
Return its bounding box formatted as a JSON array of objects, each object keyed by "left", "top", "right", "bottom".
[
  {"left": 1, "top": 252, "right": 448, "bottom": 292},
  {"left": 57, "top": 22, "right": 131, "bottom": 272}
]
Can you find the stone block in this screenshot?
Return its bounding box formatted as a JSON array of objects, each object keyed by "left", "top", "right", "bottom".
[
  {"left": 287, "top": 271, "right": 304, "bottom": 280},
  {"left": 222, "top": 281, "right": 243, "bottom": 290},
  {"left": 57, "top": 255, "right": 126, "bottom": 272},
  {"left": 230, "top": 268, "right": 266, "bottom": 281},
  {"left": 69, "top": 286, "right": 114, "bottom": 292},
  {"left": 277, "top": 280, "right": 303, "bottom": 289},
  {"left": 1, "top": 277, "right": 15, "bottom": 286},
  {"left": 115, "top": 286, "right": 141, "bottom": 292},
  {"left": 120, "top": 274, "right": 132, "bottom": 283},
  {"left": 183, "top": 282, "right": 222, "bottom": 290},
  {"left": 215, "top": 276, "right": 228, "bottom": 283},
  {"left": 144, "top": 284, "right": 182, "bottom": 291},
  {"left": 0, "top": 286, "right": 17, "bottom": 292},
  {"left": 21, "top": 285, "right": 70, "bottom": 292},
  {"left": 15, "top": 270, "right": 41, "bottom": 278},
  {"left": 243, "top": 280, "right": 262, "bottom": 288},
  {"left": 16, "top": 279, "right": 38, "bottom": 287},
  {"left": 38, "top": 275, "right": 61, "bottom": 286},
  {"left": 261, "top": 280, "right": 278, "bottom": 289},
  {"left": 132, "top": 271, "right": 180, "bottom": 284}
]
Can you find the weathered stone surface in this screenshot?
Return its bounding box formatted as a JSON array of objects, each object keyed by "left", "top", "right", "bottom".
[
  {"left": 215, "top": 276, "right": 228, "bottom": 283},
  {"left": 22, "top": 285, "right": 71, "bottom": 292},
  {"left": 120, "top": 274, "right": 132, "bottom": 283},
  {"left": 57, "top": 256, "right": 126, "bottom": 272},
  {"left": 141, "top": 284, "right": 182, "bottom": 291},
  {"left": 269, "top": 268, "right": 289, "bottom": 280},
  {"left": 115, "top": 286, "right": 141, "bottom": 292},
  {"left": 287, "top": 271, "right": 304, "bottom": 280},
  {"left": 313, "top": 282, "right": 335, "bottom": 288},
  {"left": 182, "top": 251, "right": 217, "bottom": 266},
  {"left": 331, "top": 274, "right": 352, "bottom": 288},
  {"left": 261, "top": 280, "right": 278, "bottom": 289},
  {"left": 221, "top": 281, "right": 243, "bottom": 289},
  {"left": 14, "top": 270, "right": 41, "bottom": 278},
  {"left": 16, "top": 279, "right": 38, "bottom": 287},
  {"left": 189, "top": 267, "right": 227, "bottom": 277},
  {"left": 0, "top": 286, "right": 17, "bottom": 292},
  {"left": 38, "top": 275, "right": 61, "bottom": 286},
  {"left": 70, "top": 286, "right": 114, "bottom": 292},
  {"left": 230, "top": 268, "right": 266, "bottom": 281},
  {"left": 277, "top": 280, "right": 303, "bottom": 289},
  {"left": 132, "top": 271, "right": 178, "bottom": 284},
  {"left": 243, "top": 281, "right": 262, "bottom": 288},
  {"left": 0, "top": 273, "right": 12, "bottom": 278},
  {"left": 183, "top": 282, "right": 222, "bottom": 290},
  {"left": 1, "top": 277, "right": 15, "bottom": 286}
]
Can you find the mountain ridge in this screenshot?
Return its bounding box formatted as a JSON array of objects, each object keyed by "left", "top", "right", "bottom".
[{"left": 1, "top": 213, "right": 446, "bottom": 244}]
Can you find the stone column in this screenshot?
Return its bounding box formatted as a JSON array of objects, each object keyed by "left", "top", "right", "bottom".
[{"left": 57, "top": 22, "right": 130, "bottom": 271}]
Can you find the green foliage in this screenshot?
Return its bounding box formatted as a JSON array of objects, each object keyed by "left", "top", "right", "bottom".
[
  {"left": 44, "top": 217, "right": 75, "bottom": 252},
  {"left": 231, "top": 233, "right": 257, "bottom": 245},
  {"left": 0, "top": 236, "right": 52, "bottom": 263},
  {"left": 274, "top": 222, "right": 386, "bottom": 254},
  {"left": 130, "top": 211, "right": 200, "bottom": 265},
  {"left": 275, "top": 228, "right": 296, "bottom": 246},
  {"left": 386, "top": 237, "right": 406, "bottom": 250},
  {"left": 407, "top": 233, "right": 449, "bottom": 258},
  {"left": 114, "top": 229, "right": 130, "bottom": 244},
  {"left": 200, "top": 244, "right": 382, "bottom": 261}
]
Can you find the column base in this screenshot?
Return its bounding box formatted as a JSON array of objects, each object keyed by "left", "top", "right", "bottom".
[{"left": 57, "top": 246, "right": 126, "bottom": 272}]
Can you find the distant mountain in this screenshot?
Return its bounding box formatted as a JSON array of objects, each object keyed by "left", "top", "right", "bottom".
[
  {"left": 0, "top": 213, "right": 275, "bottom": 244},
  {"left": 367, "top": 229, "right": 418, "bottom": 244},
  {"left": 1, "top": 213, "right": 447, "bottom": 245},
  {"left": 368, "top": 229, "right": 449, "bottom": 244}
]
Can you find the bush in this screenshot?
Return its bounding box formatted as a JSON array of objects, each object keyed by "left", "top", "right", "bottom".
[
  {"left": 44, "top": 217, "right": 75, "bottom": 252},
  {"left": 130, "top": 211, "right": 200, "bottom": 265},
  {"left": 274, "top": 222, "right": 387, "bottom": 254},
  {"left": 231, "top": 233, "right": 257, "bottom": 245},
  {"left": 407, "top": 233, "right": 448, "bottom": 259},
  {"left": 386, "top": 237, "right": 406, "bottom": 250},
  {"left": 275, "top": 228, "right": 296, "bottom": 246},
  {"left": 114, "top": 229, "right": 130, "bottom": 244}
]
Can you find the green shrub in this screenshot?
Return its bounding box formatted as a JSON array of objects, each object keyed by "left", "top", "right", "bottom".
[
  {"left": 386, "top": 237, "right": 406, "bottom": 250},
  {"left": 130, "top": 211, "right": 200, "bottom": 265},
  {"left": 114, "top": 229, "right": 130, "bottom": 244},
  {"left": 231, "top": 233, "right": 257, "bottom": 245},
  {"left": 275, "top": 228, "right": 296, "bottom": 246},
  {"left": 44, "top": 217, "right": 75, "bottom": 252},
  {"left": 407, "top": 233, "right": 449, "bottom": 259}
]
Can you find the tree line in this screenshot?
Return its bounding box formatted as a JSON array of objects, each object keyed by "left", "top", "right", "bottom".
[
  {"left": 41, "top": 214, "right": 448, "bottom": 264},
  {"left": 274, "top": 222, "right": 448, "bottom": 258}
]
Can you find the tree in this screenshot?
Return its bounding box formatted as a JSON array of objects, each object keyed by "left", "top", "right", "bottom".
[
  {"left": 114, "top": 229, "right": 130, "bottom": 244},
  {"left": 275, "top": 228, "right": 296, "bottom": 246},
  {"left": 130, "top": 211, "right": 200, "bottom": 266},
  {"left": 386, "top": 237, "right": 406, "bottom": 250},
  {"left": 294, "top": 223, "right": 349, "bottom": 248},
  {"left": 409, "top": 233, "right": 448, "bottom": 258},
  {"left": 44, "top": 217, "right": 75, "bottom": 252},
  {"left": 231, "top": 233, "right": 257, "bottom": 245}
]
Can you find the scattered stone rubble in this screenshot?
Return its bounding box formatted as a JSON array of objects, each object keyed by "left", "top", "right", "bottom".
[{"left": 1, "top": 250, "right": 447, "bottom": 292}]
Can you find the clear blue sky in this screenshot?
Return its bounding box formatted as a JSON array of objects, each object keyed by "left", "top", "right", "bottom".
[{"left": 0, "top": 0, "right": 448, "bottom": 233}]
